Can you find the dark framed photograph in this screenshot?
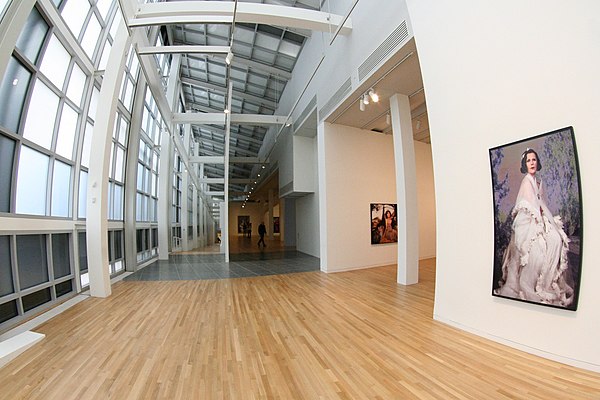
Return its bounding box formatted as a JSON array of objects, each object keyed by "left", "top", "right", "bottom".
[
  {"left": 371, "top": 203, "right": 398, "bottom": 245},
  {"left": 237, "top": 215, "right": 250, "bottom": 234},
  {"left": 490, "top": 126, "right": 583, "bottom": 310}
]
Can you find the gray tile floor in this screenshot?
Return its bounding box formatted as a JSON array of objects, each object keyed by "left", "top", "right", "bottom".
[{"left": 123, "top": 251, "right": 320, "bottom": 281}]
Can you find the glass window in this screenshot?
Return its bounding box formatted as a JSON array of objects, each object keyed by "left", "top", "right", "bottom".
[
  {"left": 17, "top": 235, "right": 49, "bottom": 290},
  {"left": 15, "top": 7, "right": 49, "bottom": 64},
  {"left": 22, "top": 287, "right": 51, "bottom": 312},
  {"left": 55, "top": 280, "right": 73, "bottom": 297},
  {"left": 114, "top": 230, "right": 123, "bottom": 259},
  {"left": 78, "top": 170, "right": 87, "bottom": 218},
  {"left": 81, "top": 13, "right": 101, "bottom": 58},
  {"left": 52, "top": 233, "right": 70, "bottom": 279},
  {"left": 23, "top": 80, "right": 59, "bottom": 149},
  {"left": 66, "top": 63, "right": 87, "bottom": 106},
  {"left": 16, "top": 146, "right": 49, "bottom": 216},
  {"left": 96, "top": 0, "right": 112, "bottom": 22},
  {"left": 40, "top": 34, "right": 71, "bottom": 91},
  {"left": 88, "top": 86, "right": 99, "bottom": 121},
  {"left": 61, "top": 0, "right": 89, "bottom": 39},
  {"left": 78, "top": 232, "right": 87, "bottom": 272},
  {"left": 55, "top": 104, "right": 78, "bottom": 159},
  {"left": 0, "top": 236, "right": 14, "bottom": 296},
  {"left": 0, "top": 300, "right": 18, "bottom": 324},
  {"left": 114, "top": 146, "right": 124, "bottom": 182},
  {"left": 0, "top": 135, "right": 15, "bottom": 212},
  {"left": 51, "top": 160, "right": 71, "bottom": 217},
  {"left": 98, "top": 41, "right": 111, "bottom": 71},
  {"left": 113, "top": 183, "right": 122, "bottom": 220},
  {"left": 0, "top": 57, "right": 32, "bottom": 133},
  {"left": 81, "top": 122, "right": 93, "bottom": 167}
]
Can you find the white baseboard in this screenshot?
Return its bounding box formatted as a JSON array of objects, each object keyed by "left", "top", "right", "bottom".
[{"left": 0, "top": 331, "right": 45, "bottom": 369}]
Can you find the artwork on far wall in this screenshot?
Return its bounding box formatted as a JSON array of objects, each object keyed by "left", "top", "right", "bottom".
[
  {"left": 273, "top": 217, "right": 280, "bottom": 234},
  {"left": 370, "top": 203, "right": 398, "bottom": 245},
  {"left": 489, "top": 126, "right": 583, "bottom": 311},
  {"left": 237, "top": 215, "right": 250, "bottom": 234}
]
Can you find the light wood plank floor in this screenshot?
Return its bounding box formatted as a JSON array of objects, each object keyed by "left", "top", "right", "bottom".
[{"left": 1, "top": 259, "right": 599, "bottom": 399}]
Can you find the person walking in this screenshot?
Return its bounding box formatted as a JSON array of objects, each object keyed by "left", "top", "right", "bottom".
[{"left": 257, "top": 222, "right": 267, "bottom": 248}]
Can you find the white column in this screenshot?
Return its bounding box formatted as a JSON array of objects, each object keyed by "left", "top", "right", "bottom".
[
  {"left": 192, "top": 166, "right": 199, "bottom": 249},
  {"left": 317, "top": 121, "right": 328, "bottom": 270},
  {"left": 267, "top": 189, "right": 274, "bottom": 237},
  {"left": 86, "top": 20, "right": 131, "bottom": 297},
  {"left": 390, "top": 94, "right": 419, "bottom": 285},
  {"left": 223, "top": 82, "right": 233, "bottom": 261},
  {"left": 157, "top": 55, "right": 181, "bottom": 260},
  {"left": 181, "top": 124, "right": 191, "bottom": 251}
]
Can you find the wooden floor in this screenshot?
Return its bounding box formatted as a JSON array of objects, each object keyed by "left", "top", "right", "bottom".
[{"left": 1, "top": 259, "right": 599, "bottom": 399}]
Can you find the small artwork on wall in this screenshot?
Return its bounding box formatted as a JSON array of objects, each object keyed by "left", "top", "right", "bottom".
[
  {"left": 371, "top": 203, "right": 398, "bottom": 245},
  {"left": 238, "top": 215, "right": 250, "bottom": 234},
  {"left": 489, "top": 126, "right": 583, "bottom": 311},
  {"left": 273, "top": 217, "right": 280, "bottom": 234}
]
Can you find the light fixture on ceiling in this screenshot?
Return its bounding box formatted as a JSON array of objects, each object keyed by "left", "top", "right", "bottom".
[
  {"left": 224, "top": 108, "right": 229, "bottom": 114},
  {"left": 368, "top": 89, "right": 379, "bottom": 103},
  {"left": 362, "top": 94, "right": 370, "bottom": 105},
  {"left": 416, "top": 119, "right": 422, "bottom": 130},
  {"left": 386, "top": 113, "right": 391, "bottom": 126},
  {"left": 359, "top": 100, "right": 365, "bottom": 112},
  {"left": 225, "top": 51, "right": 233, "bottom": 65}
]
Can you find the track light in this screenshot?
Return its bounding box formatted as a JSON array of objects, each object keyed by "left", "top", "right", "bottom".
[
  {"left": 362, "top": 94, "right": 370, "bottom": 105},
  {"left": 359, "top": 101, "right": 365, "bottom": 112},
  {"left": 386, "top": 113, "right": 391, "bottom": 125},
  {"left": 225, "top": 51, "right": 233, "bottom": 65},
  {"left": 369, "top": 89, "right": 379, "bottom": 103}
]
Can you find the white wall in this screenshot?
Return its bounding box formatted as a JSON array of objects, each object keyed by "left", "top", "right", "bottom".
[
  {"left": 322, "top": 123, "right": 397, "bottom": 272},
  {"left": 406, "top": 0, "right": 600, "bottom": 371},
  {"left": 296, "top": 136, "right": 320, "bottom": 257},
  {"left": 414, "top": 141, "right": 436, "bottom": 259}
]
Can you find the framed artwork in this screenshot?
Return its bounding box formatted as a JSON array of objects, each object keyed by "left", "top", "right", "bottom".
[
  {"left": 273, "top": 217, "right": 280, "bottom": 233},
  {"left": 489, "top": 126, "right": 583, "bottom": 310},
  {"left": 237, "top": 215, "right": 250, "bottom": 234},
  {"left": 371, "top": 203, "right": 398, "bottom": 245}
]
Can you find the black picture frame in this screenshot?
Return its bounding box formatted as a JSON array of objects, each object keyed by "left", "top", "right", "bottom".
[
  {"left": 489, "top": 126, "right": 583, "bottom": 311},
  {"left": 370, "top": 203, "right": 398, "bottom": 245}
]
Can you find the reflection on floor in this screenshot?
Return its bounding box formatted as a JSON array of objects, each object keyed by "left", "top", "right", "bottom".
[{"left": 124, "top": 235, "right": 319, "bottom": 281}]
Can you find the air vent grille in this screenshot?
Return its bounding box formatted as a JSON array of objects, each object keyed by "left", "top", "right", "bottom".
[
  {"left": 358, "top": 21, "right": 409, "bottom": 82},
  {"left": 293, "top": 95, "right": 317, "bottom": 132}
]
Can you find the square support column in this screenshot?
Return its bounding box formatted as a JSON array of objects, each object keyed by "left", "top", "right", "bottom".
[{"left": 390, "top": 94, "right": 419, "bottom": 285}]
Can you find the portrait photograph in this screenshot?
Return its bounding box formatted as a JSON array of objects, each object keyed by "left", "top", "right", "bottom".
[
  {"left": 489, "top": 126, "right": 583, "bottom": 310},
  {"left": 371, "top": 203, "right": 398, "bottom": 245}
]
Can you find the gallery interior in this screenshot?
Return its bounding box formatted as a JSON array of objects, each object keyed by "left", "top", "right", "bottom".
[{"left": 0, "top": 0, "right": 599, "bottom": 397}]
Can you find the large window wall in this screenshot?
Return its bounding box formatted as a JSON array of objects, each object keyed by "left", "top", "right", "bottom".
[{"left": 0, "top": 0, "right": 126, "bottom": 331}]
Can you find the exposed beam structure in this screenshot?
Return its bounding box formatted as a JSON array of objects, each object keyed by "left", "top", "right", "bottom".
[
  {"left": 128, "top": 2, "right": 352, "bottom": 35},
  {"left": 174, "top": 112, "right": 289, "bottom": 126},
  {"left": 190, "top": 156, "right": 267, "bottom": 164},
  {"left": 181, "top": 76, "right": 277, "bottom": 109},
  {"left": 137, "top": 45, "right": 230, "bottom": 55}
]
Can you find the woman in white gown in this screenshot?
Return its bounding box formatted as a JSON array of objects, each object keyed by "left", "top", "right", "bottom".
[{"left": 495, "top": 148, "right": 574, "bottom": 307}]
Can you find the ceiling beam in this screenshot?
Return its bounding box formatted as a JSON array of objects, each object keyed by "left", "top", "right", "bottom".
[
  {"left": 174, "top": 112, "right": 289, "bottom": 126},
  {"left": 181, "top": 76, "right": 276, "bottom": 108},
  {"left": 190, "top": 156, "right": 266, "bottom": 164},
  {"left": 129, "top": 2, "right": 352, "bottom": 35},
  {"left": 137, "top": 45, "right": 230, "bottom": 55}
]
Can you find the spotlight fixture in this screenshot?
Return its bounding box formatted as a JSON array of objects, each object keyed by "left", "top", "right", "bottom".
[
  {"left": 386, "top": 113, "right": 391, "bottom": 126},
  {"left": 362, "top": 94, "right": 370, "bottom": 105},
  {"left": 257, "top": 174, "right": 261, "bottom": 177},
  {"left": 359, "top": 101, "right": 365, "bottom": 112},
  {"left": 225, "top": 51, "right": 233, "bottom": 65},
  {"left": 368, "top": 89, "right": 379, "bottom": 103},
  {"left": 224, "top": 108, "right": 229, "bottom": 114}
]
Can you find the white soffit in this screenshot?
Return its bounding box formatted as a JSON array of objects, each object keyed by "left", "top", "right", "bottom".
[{"left": 129, "top": 2, "right": 352, "bottom": 34}]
